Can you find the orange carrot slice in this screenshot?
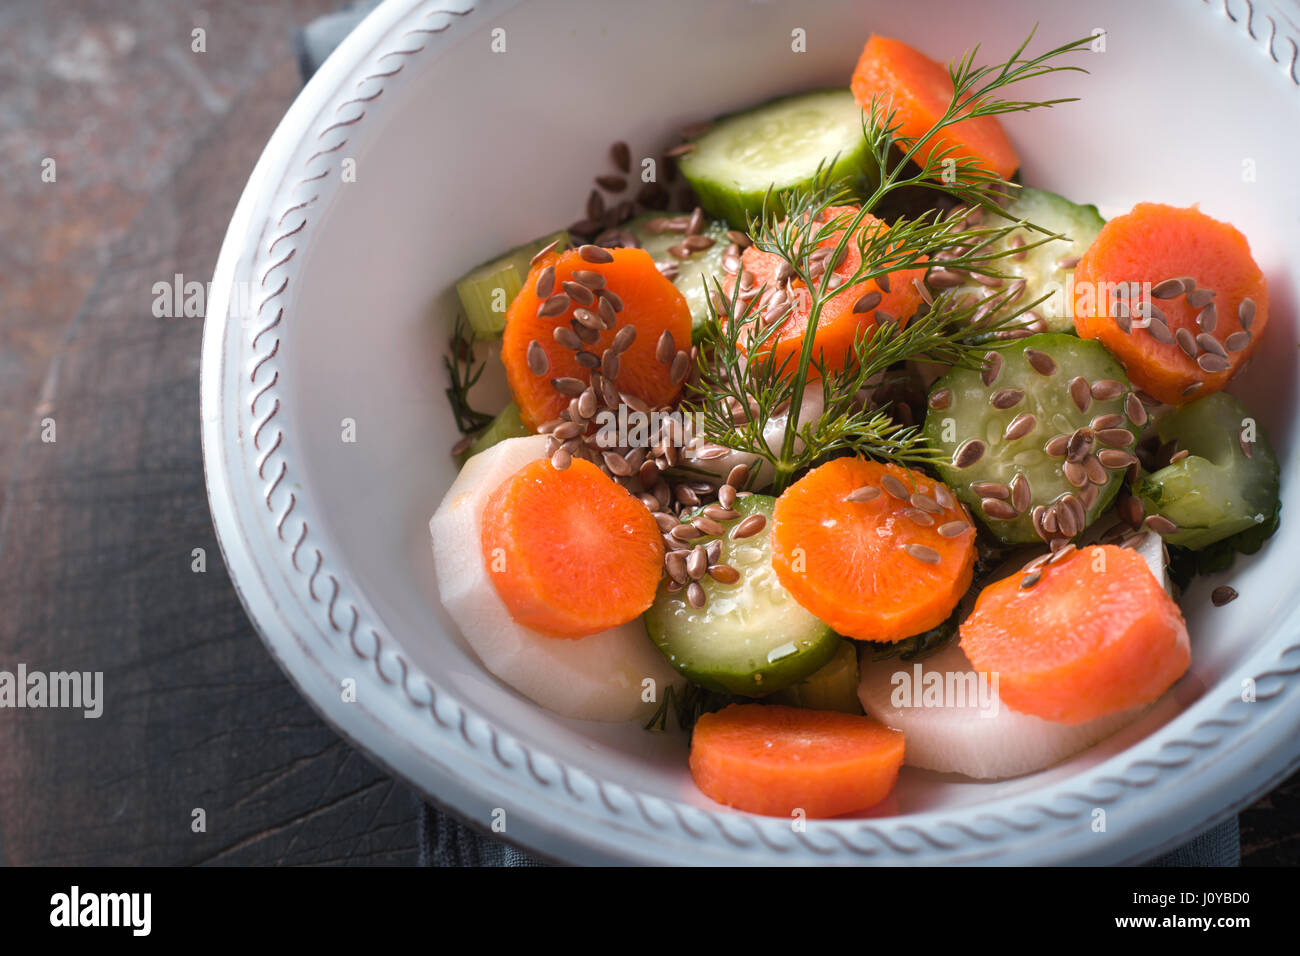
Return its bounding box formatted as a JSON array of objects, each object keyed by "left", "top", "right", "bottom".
[
  {"left": 960, "top": 544, "right": 1190, "bottom": 724},
  {"left": 725, "top": 205, "right": 926, "bottom": 378},
  {"left": 771, "top": 457, "right": 976, "bottom": 642},
  {"left": 850, "top": 36, "right": 1019, "bottom": 181},
  {"left": 689, "top": 703, "right": 905, "bottom": 818},
  {"left": 502, "top": 247, "right": 692, "bottom": 430},
  {"left": 480, "top": 456, "right": 664, "bottom": 638},
  {"left": 1073, "top": 203, "right": 1268, "bottom": 406}
]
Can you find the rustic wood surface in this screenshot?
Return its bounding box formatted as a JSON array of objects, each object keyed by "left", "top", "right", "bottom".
[{"left": 0, "top": 0, "right": 1292, "bottom": 867}]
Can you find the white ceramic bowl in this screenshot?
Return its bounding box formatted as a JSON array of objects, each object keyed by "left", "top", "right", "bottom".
[{"left": 202, "top": 0, "right": 1300, "bottom": 864}]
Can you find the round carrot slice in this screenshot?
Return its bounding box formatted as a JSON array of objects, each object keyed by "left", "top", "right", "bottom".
[
  {"left": 850, "top": 35, "right": 1019, "bottom": 182},
  {"left": 725, "top": 205, "right": 926, "bottom": 378},
  {"left": 502, "top": 247, "right": 692, "bottom": 430},
  {"left": 689, "top": 703, "right": 905, "bottom": 818},
  {"left": 771, "top": 457, "right": 976, "bottom": 642},
  {"left": 480, "top": 456, "right": 665, "bottom": 638},
  {"left": 960, "top": 544, "right": 1190, "bottom": 725},
  {"left": 1073, "top": 203, "right": 1268, "bottom": 406}
]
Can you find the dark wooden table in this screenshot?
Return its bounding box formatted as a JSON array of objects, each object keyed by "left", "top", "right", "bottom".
[{"left": 0, "top": 0, "right": 1292, "bottom": 867}]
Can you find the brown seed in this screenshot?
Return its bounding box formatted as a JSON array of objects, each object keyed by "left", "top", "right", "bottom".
[
  {"left": 726, "top": 464, "right": 750, "bottom": 489},
  {"left": 611, "top": 325, "right": 637, "bottom": 354},
  {"left": 991, "top": 387, "right": 1025, "bottom": 410},
  {"left": 563, "top": 280, "right": 596, "bottom": 307},
  {"left": 551, "top": 377, "right": 586, "bottom": 397},
  {"left": 1078, "top": 482, "right": 1099, "bottom": 510},
  {"left": 1170, "top": 448, "right": 1190, "bottom": 464},
  {"left": 1090, "top": 379, "right": 1125, "bottom": 401},
  {"left": 596, "top": 174, "right": 627, "bottom": 193},
  {"left": 981, "top": 351, "right": 1003, "bottom": 386},
  {"left": 1066, "top": 427, "right": 1093, "bottom": 462},
  {"left": 982, "top": 498, "right": 1018, "bottom": 520},
  {"left": 538, "top": 293, "right": 571, "bottom": 317},
  {"left": 601, "top": 349, "right": 620, "bottom": 381},
  {"left": 670, "top": 523, "right": 702, "bottom": 542},
  {"left": 706, "top": 540, "right": 722, "bottom": 565},
  {"left": 1186, "top": 287, "right": 1215, "bottom": 308},
  {"left": 527, "top": 340, "right": 549, "bottom": 376},
  {"left": 1041, "top": 506, "right": 1060, "bottom": 535},
  {"left": 686, "top": 581, "right": 706, "bottom": 608},
  {"left": 1115, "top": 310, "right": 1133, "bottom": 334},
  {"left": 532, "top": 264, "right": 557, "bottom": 299},
  {"left": 904, "top": 543, "right": 942, "bottom": 564},
  {"left": 853, "top": 290, "right": 883, "bottom": 314},
  {"left": 655, "top": 330, "right": 675, "bottom": 365},
  {"left": 655, "top": 512, "right": 677, "bottom": 534},
  {"left": 731, "top": 513, "right": 767, "bottom": 539},
  {"left": 577, "top": 388, "right": 597, "bottom": 420},
  {"left": 953, "top": 439, "right": 986, "bottom": 468},
  {"left": 685, "top": 546, "right": 709, "bottom": 580},
  {"left": 933, "top": 484, "right": 955, "bottom": 510},
  {"left": 1196, "top": 301, "right": 1218, "bottom": 333},
  {"left": 1055, "top": 254, "right": 1081, "bottom": 270},
  {"left": 1010, "top": 473, "right": 1031, "bottom": 513},
  {"left": 1145, "top": 514, "right": 1179, "bottom": 535},
  {"left": 683, "top": 234, "right": 715, "bottom": 252},
  {"left": 971, "top": 481, "right": 1010, "bottom": 500},
  {"left": 669, "top": 351, "right": 690, "bottom": 385},
  {"left": 1083, "top": 454, "right": 1107, "bottom": 485},
  {"left": 1019, "top": 571, "right": 1042, "bottom": 590},
  {"left": 972, "top": 272, "right": 1004, "bottom": 289},
  {"left": 573, "top": 350, "right": 599, "bottom": 369},
  {"left": 1148, "top": 319, "right": 1174, "bottom": 345},
  {"left": 578, "top": 244, "right": 614, "bottom": 264},
  {"left": 1197, "top": 353, "right": 1230, "bottom": 373},
  {"left": 1098, "top": 448, "right": 1138, "bottom": 469},
  {"left": 1196, "top": 333, "right": 1226, "bottom": 358},
  {"left": 609, "top": 140, "right": 631, "bottom": 173},
  {"left": 1211, "top": 586, "right": 1239, "bottom": 607},
  {"left": 911, "top": 492, "right": 944, "bottom": 514},
  {"left": 529, "top": 238, "right": 564, "bottom": 267},
  {"left": 846, "top": 485, "right": 882, "bottom": 503},
  {"left": 572, "top": 307, "right": 602, "bottom": 330},
  {"left": 553, "top": 326, "right": 582, "bottom": 351},
  {"left": 1119, "top": 495, "right": 1144, "bottom": 529},
  {"left": 1224, "top": 330, "right": 1251, "bottom": 352},
  {"left": 1025, "top": 349, "right": 1056, "bottom": 375},
  {"left": 1239, "top": 297, "right": 1256, "bottom": 330},
  {"left": 1125, "top": 392, "right": 1147, "bottom": 427},
  {"left": 926, "top": 268, "right": 965, "bottom": 289},
  {"left": 1056, "top": 500, "right": 1079, "bottom": 538},
  {"left": 551, "top": 447, "right": 572, "bottom": 470},
  {"left": 937, "top": 520, "right": 968, "bottom": 538},
  {"left": 1096, "top": 428, "right": 1135, "bottom": 447},
  {"left": 1044, "top": 434, "right": 1069, "bottom": 458},
  {"left": 599, "top": 450, "right": 630, "bottom": 477},
  {"left": 1062, "top": 460, "right": 1087, "bottom": 488},
  {"left": 881, "top": 474, "right": 910, "bottom": 501},
  {"left": 573, "top": 270, "right": 607, "bottom": 290},
  {"left": 1004, "top": 413, "right": 1037, "bottom": 441},
  {"left": 665, "top": 550, "right": 689, "bottom": 584},
  {"left": 1182, "top": 381, "right": 1204, "bottom": 396},
  {"left": 703, "top": 505, "right": 739, "bottom": 522},
  {"left": 707, "top": 564, "right": 740, "bottom": 585},
  {"left": 1174, "top": 327, "right": 1197, "bottom": 359},
  {"left": 928, "top": 389, "right": 952, "bottom": 411},
  {"left": 1151, "top": 278, "right": 1185, "bottom": 299},
  {"left": 903, "top": 508, "right": 935, "bottom": 526},
  {"left": 1091, "top": 413, "right": 1124, "bottom": 430},
  {"left": 597, "top": 292, "right": 620, "bottom": 322}
]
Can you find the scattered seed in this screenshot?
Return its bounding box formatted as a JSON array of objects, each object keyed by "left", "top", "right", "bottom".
[
  {"left": 954, "top": 439, "right": 986, "bottom": 468},
  {"left": 1239, "top": 297, "right": 1256, "bottom": 329},
  {"left": 1019, "top": 571, "right": 1042, "bottom": 590},
  {"left": 1211, "top": 585, "right": 1238, "bottom": 607},
  {"left": 577, "top": 388, "right": 597, "bottom": 419},
  {"left": 1078, "top": 482, "right": 1100, "bottom": 510},
  {"left": 1174, "top": 327, "right": 1197, "bottom": 358},
  {"left": 573, "top": 270, "right": 607, "bottom": 291},
  {"left": 707, "top": 564, "right": 740, "bottom": 585},
  {"left": 904, "top": 543, "right": 942, "bottom": 564},
  {"left": 973, "top": 272, "right": 1004, "bottom": 288},
  {"left": 670, "top": 523, "right": 702, "bottom": 542},
  {"left": 971, "top": 481, "right": 1010, "bottom": 500},
  {"left": 596, "top": 297, "right": 617, "bottom": 327},
  {"left": 552, "top": 326, "right": 582, "bottom": 351},
  {"left": 1145, "top": 514, "right": 1179, "bottom": 535},
  {"left": 903, "top": 507, "right": 935, "bottom": 526},
  {"left": 1004, "top": 413, "right": 1037, "bottom": 441},
  {"left": 718, "top": 485, "right": 737, "bottom": 510},
  {"left": 982, "top": 498, "right": 1018, "bottom": 519},
  {"left": 1010, "top": 474, "right": 1031, "bottom": 513},
  {"left": 1098, "top": 448, "right": 1138, "bottom": 469},
  {"left": 991, "top": 387, "right": 1025, "bottom": 409},
  {"left": 1062, "top": 460, "right": 1087, "bottom": 488},
  {"left": 1196, "top": 333, "right": 1226, "bottom": 358},
  {"left": 527, "top": 340, "right": 549, "bottom": 376},
  {"left": 1197, "top": 353, "right": 1230, "bottom": 373},
  {"left": 578, "top": 244, "right": 614, "bottom": 264},
  {"left": 551, "top": 377, "right": 586, "bottom": 397},
  {"left": 1066, "top": 427, "right": 1093, "bottom": 462},
  {"left": 981, "top": 351, "right": 1003, "bottom": 386},
  {"left": 928, "top": 389, "right": 952, "bottom": 411},
  {"left": 706, "top": 540, "right": 722, "bottom": 564},
  {"left": 669, "top": 351, "right": 690, "bottom": 385},
  {"left": 1041, "top": 506, "right": 1060, "bottom": 535},
  {"left": 911, "top": 492, "right": 943, "bottom": 515},
  {"left": 1182, "top": 381, "right": 1204, "bottom": 396},
  {"left": 696, "top": 444, "right": 730, "bottom": 461},
  {"left": 1096, "top": 428, "right": 1135, "bottom": 447},
  {"left": 1148, "top": 319, "right": 1174, "bottom": 345},
  {"left": 572, "top": 307, "right": 602, "bottom": 331},
  {"left": 853, "top": 290, "right": 883, "bottom": 314},
  {"left": 1120, "top": 495, "right": 1144, "bottom": 528},
  {"left": 1067, "top": 376, "right": 1091, "bottom": 413},
  {"left": 1151, "top": 278, "right": 1184, "bottom": 299},
  {"left": 1055, "top": 254, "right": 1081, "bottom": 270},
  {"left": 1056, "top": 500, "right": 1079, "bottom": 537},
  {"left": 1043, "top": 434, "right": 1069, "bottom": 458},
  {"left": 686, "top": 581, "right": 706, "bottom": 608},
  {"left": 1125, "top": 392, "right": 1148, "bottom": 427},
  {"left": 538, "top": 293, "right": 571, "bottom": 318},
  {"left": 564, "top": 281, "right": 597, "bottom": 308},
  {"left": 732, "top": 514, "right": 767, "bottom": 539},
  {"left": 1025, "top": 349, "right": 1056, "bottom": 375},
  {"left": 877, "top": 474, "right": 908, "bottom": 501},
  {"left": 529, "top": 238, "right": 564, "bottom": 267},
  {"left": 934, "top": 484, "right": 955, "bottom": 510},
  {"left": 1090, "top": 379, "right": 1125, "bottom": 400},
  {"left": 1186, "top": 287, "right": 1215, "bottom": 308},
  {"left": 726, "top": 464, "right": 750, "bottom": 489},
  {"left": 1083, "top": 454, "right": 1107, "bottom": 484},
  {"left": 846, "top": 485, "right": 882, "bottom": 503},
  {"left": 1091, "top": 413, "right": 1124, "bottom": 430},
  {"left": 610, "top": 325, "right": 637, "bottom": 355},
  {"left": 550, "top": 447, "right": 571, "bottom": 470},
  {"left": 937, "top": 520, "right": 968, "bottom": 538},
  {"left": 1224, "top": 330, "right": 1251, "bottom": 352}
]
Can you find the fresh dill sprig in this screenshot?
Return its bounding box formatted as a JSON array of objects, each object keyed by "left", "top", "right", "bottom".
[
  {"left": 443, "top": 313, "right": 495, "bottom": 434},
  {"left": 643, "top": 682, "right": 740, "bottom": 733},
  {"left": 687, "top": 29, "right": 1092, "bottom": 491}
]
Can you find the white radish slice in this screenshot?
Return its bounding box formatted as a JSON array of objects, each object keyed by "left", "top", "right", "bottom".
[
  {"left": 857, "top": 641, "right": 1142, "bottom": 779},
  {"left": 430, "top": 435, "right": 683, "bottom": 722}
]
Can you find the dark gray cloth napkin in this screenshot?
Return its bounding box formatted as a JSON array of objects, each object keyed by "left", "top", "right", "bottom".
[{"left": 300, "top": 3, "right": 1240, "bottom": 870}]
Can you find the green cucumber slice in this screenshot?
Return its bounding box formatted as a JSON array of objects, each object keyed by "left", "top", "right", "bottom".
[
  {"left": 644, "top": 495, "right": 838, "bottom": 697},
  {"left": 678, "top": 89, "right": 878, "bottom": 229},
  {"left": 1137, "top": 392, "right": 1280, "bottom": 550},
  {"left": 456, "top": 402, "right": 531, "bottom": 466},
  {"left": 622, "top": 212, "right": 728, "bottom": 334},
  {"left": 454, "top": 230, "right": 568, "bottom": 338},
  {"left": 766, "top": 640, "right": 862, "bottom": 714},
  {"left": 923, "top": 333, "right": 1141, "bottom": 544},
  {"left": 932, "top": 188, "right": 1104, "bottom": 337}
]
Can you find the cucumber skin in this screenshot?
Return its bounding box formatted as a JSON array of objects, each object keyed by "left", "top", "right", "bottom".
[
  {"left": 679, "top": 90, "right": 879, "bottom": 229},
  {"left": 924, "top": 334, "right": 1138, "bottom": 544},
  {"left": 1139, "top": 393, "right": 1280, "bottom": 550},
  {"left": 643, "top": 495, "right": 838, "bottom": 697},
  {"left": 766, "top": 640, "right": 863, "bottom": 713}
]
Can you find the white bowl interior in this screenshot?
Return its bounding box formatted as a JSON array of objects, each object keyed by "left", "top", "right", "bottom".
[{"left": 279, "top": 0, "right": 1298, "bottom": 820}]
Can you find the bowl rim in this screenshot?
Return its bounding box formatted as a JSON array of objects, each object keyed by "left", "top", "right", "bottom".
[{"left": 201, "top": 0, "right": 1300, "bottom": 864}]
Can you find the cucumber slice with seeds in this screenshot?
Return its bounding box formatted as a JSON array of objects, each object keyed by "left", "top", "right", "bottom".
[
  {"left": 454, "top": 230, "right": 568, "bottom": 338},
  {"left": 932, "top": 188, "right": 1104, "bottom": 338},
  {"left": 623, "top": 213, "right": 729, "bottom": 334},
  {"left": 644, "top": 495, "right": 837, "bottom": 697},
  {"left": 678, "top": 90, "right": 878, "bottom": 229},
  {"left": 923, "top": 334, "right": 1141, "bottom": 544},
  {"left": 1137, "top": 392, "right": 1280, "bottom": 550}
]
